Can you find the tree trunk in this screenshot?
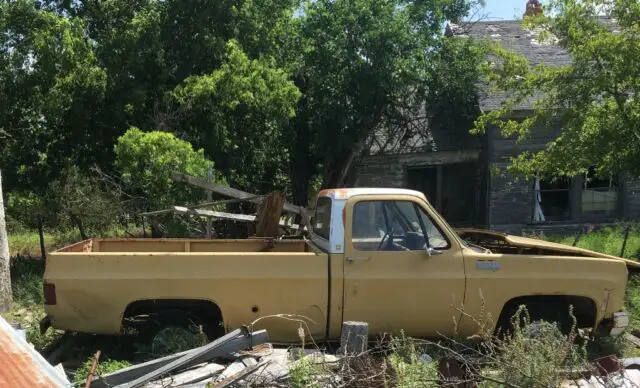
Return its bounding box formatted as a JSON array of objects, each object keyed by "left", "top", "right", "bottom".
[
  {"left": 321, "top": 140, "right": 365, "bottom": 189},
  {"left": 0, "top": 170, "right": 13, "bottom": 312},
  {"left": 288, "top": 78, "right": 317, "bottom": 208}
]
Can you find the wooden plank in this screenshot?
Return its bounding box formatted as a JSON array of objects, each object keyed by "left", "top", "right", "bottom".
[
  {"left": 175, "top": 207, "right": 302, "bottom": 230},
  {"left": 92, "top": 330, "right": 268, "bottom": 388},
  {"left": 145, "top": 362, "right": 225, "bottom": 387},
  {"left": 255, "top": 192, "right": 285, "bottom": 238},
  {"left": 171, "top": 172, "right": 302, "bottom": 215},
  {"left": 625, "top": 333, "right": 640, "bottom": 348},
  {"left": 213, "top": 360, "right": 269, "bottom": 388},
  {"left": 140, "top": 208, "right": 175, "bottom": 216}
]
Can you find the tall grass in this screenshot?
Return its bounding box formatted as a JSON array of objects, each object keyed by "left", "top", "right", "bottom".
[
  {"left": 2, "top": 255, "right": 60, "bottom": 349},
  {"left": 543, "top": 223, "right": 640, "bottom": 260},
  {"left": 8, "top": 224, "right": 144, "bottom": 257}
]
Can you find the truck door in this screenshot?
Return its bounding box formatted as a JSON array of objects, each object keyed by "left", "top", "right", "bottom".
[{"left": 342, "top": 195, "right": 466, "bottom": 337}]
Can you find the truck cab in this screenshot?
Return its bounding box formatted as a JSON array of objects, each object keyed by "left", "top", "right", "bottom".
[{"left": 310, "top": 188, "right": 630, "bottom": 339}]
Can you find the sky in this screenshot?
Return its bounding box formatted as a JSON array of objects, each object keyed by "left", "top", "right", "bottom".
[{"left": 482, "top": 0, "right": 528, "bottom": 20}]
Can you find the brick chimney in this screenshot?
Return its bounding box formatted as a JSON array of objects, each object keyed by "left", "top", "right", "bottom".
[{"left": 524, "top": 0, "right": 543, "bottom": 17}]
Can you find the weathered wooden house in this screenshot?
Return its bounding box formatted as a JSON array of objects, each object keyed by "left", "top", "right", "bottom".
[{"left": 354, "top": 15, "right": 640, "bottom": 234}]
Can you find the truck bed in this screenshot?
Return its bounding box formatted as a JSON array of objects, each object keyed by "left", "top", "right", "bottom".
[
  {"left": 55, "top": 238, "right": 312, "bottom": 253},
  {"left": 45, "top": 237, "right": 331, "bottom": 343}
]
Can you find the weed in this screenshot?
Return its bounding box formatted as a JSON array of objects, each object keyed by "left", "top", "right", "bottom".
[
  {"left": 290, "top": 355, "right": 322, "bottom": 388},
  {"left": 289, "top": 325, "right": 322, "bottom": 388},
  {"left": 481, "top": 306, "right": 589, "bottom": 388},
  {"left": 624, "top": 275, "right": 640, "bottom": 335},
  {"left": 72, "top": 358, "right": 131, "bottom": 387},
  {"left": 386, "top": 332, "right": 438, "bottom": 388}
]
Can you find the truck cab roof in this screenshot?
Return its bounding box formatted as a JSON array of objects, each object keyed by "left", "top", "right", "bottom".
[{"left": 317, "top": 188, "right": 427, "bottom": 200}]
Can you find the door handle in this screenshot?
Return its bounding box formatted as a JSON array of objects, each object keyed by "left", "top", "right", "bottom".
[
  {"left": 426, "top": 247, "right": 443, "bottom": 257},
  {"left": 346, "top": 256, "right": 370, "bottom": 262}
]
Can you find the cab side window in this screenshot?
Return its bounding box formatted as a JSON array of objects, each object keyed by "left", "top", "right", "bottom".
[{"left": 351, "top": 200, "right": 449, "bottom": 251}]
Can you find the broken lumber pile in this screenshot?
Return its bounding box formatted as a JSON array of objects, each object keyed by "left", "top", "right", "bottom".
[{"left": 90, "top": 328, "right": 268, "bottom": 388}]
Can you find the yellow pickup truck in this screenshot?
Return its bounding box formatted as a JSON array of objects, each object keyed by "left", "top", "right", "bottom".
[{"left": 41, "top": 188, "right": 635, "bottom": 343}]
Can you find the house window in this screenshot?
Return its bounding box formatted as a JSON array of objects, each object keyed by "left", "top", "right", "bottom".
[
  {"left": 535, "top": 177, "right": 571, "bottom": 222},
  {"left": 582, "top": 166, "right": 619, "bottom": 216}
]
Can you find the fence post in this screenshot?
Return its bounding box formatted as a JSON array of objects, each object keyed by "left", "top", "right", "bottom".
[
  {"left": 572, "top": 229, "right": 582, "bottom": 247},
  {"left": 620, "top": 225, "right": 631, "bottom": 258},
  {"left": 206, "top": 167, "right": 213, "bottom": 239},
  {"left": 37, "top": 214, "right": 46, "bottom": 263}
]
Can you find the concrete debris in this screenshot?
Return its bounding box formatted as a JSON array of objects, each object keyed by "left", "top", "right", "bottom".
[
  {"left": 245, "top": 348, "right": 290, "bottom": 385},
  {"left": 88, "top": 322, "right": 640, "bottom": 388},
  {"left": 215, "top": 360, "right": 247, "bottom": 382},
  {"left": 562, "top": 369, "right": 640, "bottom": 387}
]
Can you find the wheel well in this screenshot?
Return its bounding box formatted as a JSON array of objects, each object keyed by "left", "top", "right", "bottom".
[
  {"left": 498, "top": 295, "right": 597, "bottom": 330},
  {"left": 121, "top": 299, "right": 224, "bottom": 337}
]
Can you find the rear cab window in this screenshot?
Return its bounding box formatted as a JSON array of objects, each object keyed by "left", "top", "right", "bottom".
[{"left": 313, "top": 197, "right": 332, "bottom": 240}]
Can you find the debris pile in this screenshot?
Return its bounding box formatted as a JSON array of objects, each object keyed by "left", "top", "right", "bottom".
[{"left": 87, "top": 327, "right": 341, "bottom": 388}]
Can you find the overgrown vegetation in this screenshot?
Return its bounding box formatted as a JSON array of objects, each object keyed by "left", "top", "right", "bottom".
[
  {"left": 542, "top": 223, "right": 640, "bottom": 260},
  {"left": 72, "top": 358, "right": 132, "bottom": 387},
  {"left": 535, "top": 224, "right": 640, "bottom": 340},
  {"left": 2, "top": 256, "right": 60, "bottom": 349}
]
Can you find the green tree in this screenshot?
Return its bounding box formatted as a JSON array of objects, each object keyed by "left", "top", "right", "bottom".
[
  {"left": 286, "top": 0, "right": 477, "bottom": 203},
  {"left": 473, "top": 0, "right": 640, "bottom": 180},
  {"left": 114, "top": 127, "right": 224, "bottom": 211},
  {"left": 46, "top": 166, "right": 123, "bottom": 239},
  {"left": 0, "top": 0, "right": 107, "bottom": 191},
  {"left": 172, "top": 40, "right": 301, "bottom": 194}
]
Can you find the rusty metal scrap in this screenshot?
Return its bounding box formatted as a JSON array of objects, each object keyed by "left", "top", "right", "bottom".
[
  {"left": 85, "top": 350, "right": 101, "bottom": 388},
  {"left": 0, "top": 316, "right": 71, "bottom": 387}
]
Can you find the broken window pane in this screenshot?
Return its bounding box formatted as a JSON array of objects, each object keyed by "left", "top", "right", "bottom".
[
  {"left": 538, "top": 177, "right": 571, "bottom": 221},
  {"left": 582, "top": 166, "right": 618, "bottom": 216}
]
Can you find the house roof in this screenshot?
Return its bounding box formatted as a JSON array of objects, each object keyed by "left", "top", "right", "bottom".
[{"left": 450, "top": 17, "right": 619, "bottom": 111}]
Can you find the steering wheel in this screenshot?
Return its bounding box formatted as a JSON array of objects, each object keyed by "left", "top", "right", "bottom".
[{"left": 378, "top": 228, "right": 394, "bottom": 250}]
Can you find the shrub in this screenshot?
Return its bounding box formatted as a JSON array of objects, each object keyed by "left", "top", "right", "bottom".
[
  {"left": 387, "top": 332, "right": 439, "bottom": 387},
  {"left": 482, "top": 306, "right": 588, "bottom": 387},
  {"left": 46, "top": 166, "right": 123, "bottom": 237},
  {"left": 5, "top": 191, "right": 46, "bottom": 230},
  {"left": 114, "top": 127, "right": 225, "bottom": 212},
  {"left": 73, "top": 358, "right": 131, "bottom": 387}
]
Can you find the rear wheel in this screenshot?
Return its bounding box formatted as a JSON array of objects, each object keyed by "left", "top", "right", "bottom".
[
  {"left": 140, "top": 310, "right": 211, "bottom": 356},
  {"left": 496, "top": 301, "right": 574, "bottom": 337}
]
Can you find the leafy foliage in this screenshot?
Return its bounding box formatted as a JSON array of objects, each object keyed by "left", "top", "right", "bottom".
[
  {"left": 473, "top": 0, "right": 640, "bottom": 180},
  {"left": 283, "top": 0, "right": 481, "bottom": 200},
  {"left": 46, "top": 166, "right": 123, "bottom": 236},
  {"left": 73, "top": 358, "right": 132, "bottom": 387},
  {"left": 485, "top": 307, "right": 588, "bottom": 387},
  {"left": 0, "top": 0, "right": 107, "bottom": 191},
  {"left": 2, "top": 0, "right": 484, "bottom": 225},
  {"left": 114, "top": 127, "right": 223, "bottom": 211},
  {"left": 172, "top": 40, "right": 301, "bottom": 193}
]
